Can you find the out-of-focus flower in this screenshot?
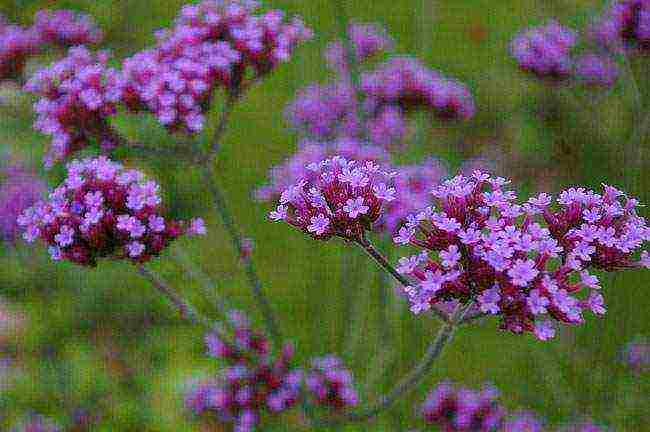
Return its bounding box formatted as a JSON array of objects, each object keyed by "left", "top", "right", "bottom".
[
  {"left": 394, "top": 172, "right": 649, "bottom": 339},
  {"left": 185, "top": 311, "right": 302, "bottom": 432},
  {"left": 325, "top": 22, "right": 393, "bottom": 71},
  {"left": 556, "top": 419, "right": 610, "bottom": 432},
  {"left": 589, "top": 0, "right": 650, "bottom": 52},
  {"left": 269, "top": 156, "right": 396, "bottom": 242},
  {"left": 502, "top": 411, "right": 545, "bottom": 432},
  {"left": 0, "top": 158, "right": 46, "bottom": 243},
  {"left": 123, "top": 0, "right": 312, "bottom": 133},
  {"left": 32, "top": 9, "right": 103, "bottom": 47},
  {"left": 18, "top": 157, "right": 203, "bottom": 266},
  {"left": 421, "top": 382, "right": 505, "bottom": 431},
  {"left": 510, "top": 21, "right": 577, "bottom": 82},
  {"left": 574, "top": 54, "right": 619, "bottom": 87},
  {"left": 0, "top": 23, "right": 41, "bottom": 81},
  {"left": 12, "top": 415, "right": 60, "bottom": 432},
  {"left": 623, "top": 338, "right": 650, "bottom": 374},
  {"left": 305, "top": 355, "right": 358, "bottom": 410},
  {"left": 24, "top": 46, "right": 125, "bottom": 167}
]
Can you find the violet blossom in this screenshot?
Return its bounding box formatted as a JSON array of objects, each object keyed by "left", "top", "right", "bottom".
[
  {"left": 305, "top": 355, "right": 359, "bottom": 410},
  {"left": 32, "top": 9, "right": 103, "bottom": 47}
]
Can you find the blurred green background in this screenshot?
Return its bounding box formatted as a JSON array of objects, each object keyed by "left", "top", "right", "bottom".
[{"left": 0, "top": 0, "right": 649, "bottom": 430}]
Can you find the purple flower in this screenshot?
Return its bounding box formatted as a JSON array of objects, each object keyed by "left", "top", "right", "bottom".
[
  {"left": 589, "top": 0, "right": 650, "bottom": 53},
  {"left": 306, "top": 355, "right": 358, "bottom": 410},
  {"left": 622, "top": 339, "right": 650, "bottom": 374},
  {"left": 574, "top": 54, "right": 619, "bottom": 87},
  {"left": 503, "top": 411, "right": 545, "bottom": 432},
  {"left": 32, "top": 9, "right": 103, "bottom": 47},
  {"left": 0, "top": 21, "right": 41, "bottom": 81},
  {"left": 12, "top": 415, "right": 60, "bottom": 432},
  {"left": 18, "top": 157, "right": 198, "bottom": 266},
  {"left": 325, "top": 22, "right": 393, "bottom": 71},
  {"left": 0, "top": 159, "right": 45, "bottom": 243}
]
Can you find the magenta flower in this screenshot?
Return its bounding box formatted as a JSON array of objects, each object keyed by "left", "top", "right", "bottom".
[
  {"left": 32, "top": 9, "right": 103, "bottom": 47},
  {"left": 269, "top": 156, "right": 396, "bottom": 241},
  {"left": 305, "top": 355, "right": 358, "bottom": 410},
  {"left": 18, "top": 157, "right": 202, "bottom": 266},
  {"left": 24, "top": 46, "right": 125, "bottom": 167},
  {"left": 394, "top": 171, "right": 649, "bottom": 339},
  {"left": 510, "top": 20, "right": 577, "bottom": 82},
  {"left": 0, "top": 23, "right": 41, "bottom": 81},
  {"left": 589, "top": 0, "right": 650, "bottom": 52},
  {"left": 421, "top": 382, "right": 505, "bottom": 431},
  {"left": 186, "top": 311, "right": 302, "bottom": 431}
]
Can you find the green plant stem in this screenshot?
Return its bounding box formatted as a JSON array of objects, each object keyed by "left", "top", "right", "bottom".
[
  {"left": 356, "top": 236, "right": 450, "bottom": 324},
  {"left": 137, "top": 265, "right": 213, "bottom": 329}
]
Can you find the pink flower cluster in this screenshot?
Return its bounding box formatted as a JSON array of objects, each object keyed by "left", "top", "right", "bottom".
[
  {"left": 32, "top": 9, "right": 103, "bottom": 47},
  {"left": 17, "top": 157, "right": 204, "bottom": 266},
  {"left": 0, "top": 22, "right": 40, "bottom": 81},
  {"left": 325, "top": 22, "right": 393, "bottom": 71},
  {"left": 590, "top": 0, "right": 650, "bottom": 52},
  {"left": 186, "top": 311, "right": 302, "bottom": 432},
  {"left": 255, "top": 138, "right": 390, "bottom": 202},
  {"left": 24, "top": 47, "right": 125, "bottom": 168},
  {"left": 305, "top": 355, "right": 359, "bottom": 410},
  {"left": 421, "top": 382, "right": 505, "bottom": 431},
  {"left": 511, "top": 20, "right": 620, "bottom": 87},
  {"left": 286, "top": 26, "right": 474, "bottom": 149},
  {"left": 122, "top": 0, "right": 312, "bottom": 133},
  {"left": 269, "top": 156, "right": 397, "bottom": 241},
  {"left": 394, "top": 171, "right": 649, "bottom": 340}
]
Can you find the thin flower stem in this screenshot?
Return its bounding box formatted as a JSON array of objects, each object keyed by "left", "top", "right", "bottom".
[
  {"left": 318, "top": 304, "right": 467, "bottom": 426},
  {"left": 137, "top": 265, "right": 213, "bottom": 329},
  {"left": 356, "top": 236, "right": 450, "bottom": 324}
]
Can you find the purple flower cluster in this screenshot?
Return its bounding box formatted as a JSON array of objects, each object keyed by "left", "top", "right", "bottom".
[
  {"left": 285, "top": 25, "right": 474, "bottom": 148},
  {"left": 511, "top": 21, "right": 620, "bottom": 87},
  {"left": 623, "top": 339, "right": 650, "bottom": 374},
  {"left": 305, "top": 355, "right": 358, "bottom": 410},
  {"left": 12, "top": 416, "right": 60, "bottom": 432},
  {"left": 122, "top": 0, "right": 312, "bottom": 133},
  {"left": 24, "top": 47, "right": 125, "bottom": 167},
  {"left": 590, "top": 0, "right": 650, "bottom": 52},
  {"left": 502, "top": 411, "right": 545, "bottom": 432},
  {"left": 185, "top": 311, "right": 302, "bottom": 432},
  {"left": 394, "top": 171, "right": 649, "bottom": 340},
  {"left": 0, "top": 22, "right": 40, "bottom": 81},
  {"left": 269, "top": 156, "right": 397, "bottom": 241},
  {"left": 17, "top": 157, "right": 204, "bottom": 266},
  {"left": 325, "top": 22, "right": 393, "bottom": 71},
  {"left": 255, "top": 138, "right": 390, "bottom": 202},
  {"left": 420, "top": 382, "right": 505, "bottom": 431},
  {"left": 32, "top": 9, "right": 103, "bottom": 48},
  {"left": 0, "top": 158, "right": 46, "bottom": 243}
]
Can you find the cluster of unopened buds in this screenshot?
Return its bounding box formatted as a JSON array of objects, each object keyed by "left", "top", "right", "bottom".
[
  {"left": 185, "top": 311, "right": 302, "bottom": 431},
  {"left": 269, "top": 156, "right": 397, "bottom": 241},
  {"left": 510, "top": 20, "right": 619, "bottom": 86},
  {"left": 285, "top": 24, "right": 474, "bottom": 148},
  {"left": 394, "top": 171, "right": 649, "bottom": 340},
  {"left": 18, "top": 157, "right": 204, "bottom": 266},
  {"left": 122, "top": 0, "right": 312, "bottom": 133},
  {"left": 305, "top": 356, "right": 359, "bottom": 410},
  {"left": 0, "top": 10, "right": 102, "bottom": 82}
]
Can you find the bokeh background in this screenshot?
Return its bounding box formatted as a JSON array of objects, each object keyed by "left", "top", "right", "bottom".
[{"left": 0, "top": 0, "right": 649, "bottom": 430}]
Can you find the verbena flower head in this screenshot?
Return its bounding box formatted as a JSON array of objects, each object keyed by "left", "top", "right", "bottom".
[
  {"left": 623, "top": 338, "right": 650, "bottom": 374},
  {"left": 305, "top": 355, "right": 358, "bottom": 410},
  {"left": 12, "top": 415, "right": 60, "bottom": 432},
  {"left": 269, "top": 156, "right": 397, "bottom": 242},
  {"left": 24, "top": 46, "right": 125, "bottom": 167},
  {"left": 379, "top": 158, "right": 447, "bottom": 234},
  {"left": 502, "top": 411, "right": 545, "bottom": 432},
  {"left": 255, "top": 138, "right": 390, "bottom": 202},
  {"left": 32, "top": 9, "right": 103, "bottom": 47},
  {"left": 574, "top": 54, "right": 619, "bottom": 87},
  {"left": 0, "top": 159, "right": 46, "bottom": 243},
  {"left": 361, "top": 56, "right": 475, "bottom": 121},
  {"left": 590, "top": 0, "right": 650, "bottom": 52},
  {"left": 17, "top": 157, "right": 204, "bottom": 266},
  {"left": 123, "top": 0, "right": 311, "bottom": 133},
  {"left": 0, "top": 23, "right": 41, "bottom": 81},
  {"left": 510, "top": 21, "right": 577, "bottom": 82},
  {"left": 394, "top": 171, "right": 649, "bottom": 340},
  {"left": 186, "top": 310, "right": 302, "bottom": 432},
  {"left": 325, "top": 22, "right": 393, "bottom": 71},
  {"left": 421, "top": 382, "right": 505, "bottom": 431}
]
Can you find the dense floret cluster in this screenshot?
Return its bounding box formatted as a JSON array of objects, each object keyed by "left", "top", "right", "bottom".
[
  {"left": 421, "top": 382, "right": 505, "bottom": 431},
  {"left": 394, "top": 171, "right": 649, "bottom": 339},
  {"left": 24, "top": 47, "right": 125, "bottom": 167},
  {"left": 590, "top": 0, "right": 650, "bottom": 52},
  {"left": 185, "top": 311, "right": 302, "bottom": 432},
  {"left": 122, "top": 0, "right": 312, "bottom": 133},
  {"left": 32, "top": 9, "right": 103, "bottom": 47},
  {"left": 269, "top": 156, "right": 397, "bottom": 241},
  {"left": 17, "top": 157, "right": 204, "bottom": 266},
  {"left": 305, "top": 355, "right": 359, "bottom": 410},
  {"left": 0, "top": 23, "right": 40, "bottom": 81}
]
